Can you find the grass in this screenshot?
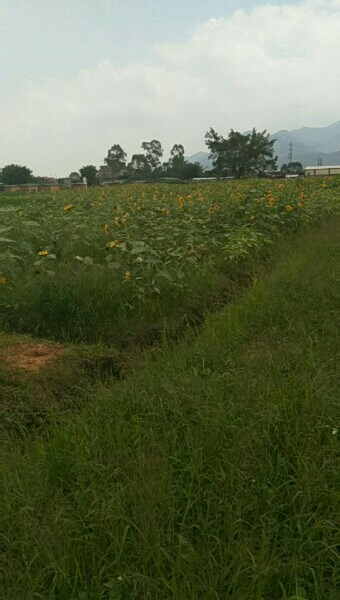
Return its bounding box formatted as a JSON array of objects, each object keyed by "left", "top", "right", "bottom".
[
  {"left": 0, "top": 334, "right": 125, "bottom": 438},
  {"left": 1, "top": 217, "right": 339, "bottom": 599}
]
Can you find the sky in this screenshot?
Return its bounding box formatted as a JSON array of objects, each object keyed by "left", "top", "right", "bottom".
[{"left": 0, "top": 0, "right": 339, "bottom": 177}]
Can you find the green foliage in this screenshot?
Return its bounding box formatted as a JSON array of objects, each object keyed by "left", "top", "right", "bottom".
[
  {"left": 205, "top": 127, "right": 277, "bottom": 177},
  {"left": 116, "top": 141, "right": 202, "bottom": 181},
  {"left": 69, "top": 171, "right": 81, "bottom": 182},
  {"left": 141, "top": 139, "right": 163, "bottom": 175},
  {"left": 1, "top": 164, "right": 34, "bottom": 185},
  {"left": 80, "top": 165, "right": 98, "bottom": 186},
  {"left": 169, "top": 143, "right": 185, "bottom": 177},
  {"left": 1, "top": 219, "right": 339, "bottom": 599},
  {"left": 180, "top": 161, "right": 203, "bottom": 179},
  {"left": 127, "top": 153, "right": 151, "bottom": 180},
  {"left": 162, "top": 144, "right": 204, "bottom": 180},
  {"left": 0, "top": 178, "right": 339, "bottom": 345},
  {"left": 281, "top": 162, "right": 303, "bottom": 175},
  {"left": 0, "top": 335, "right": 121, "bottom": 437},
  {"left": 289, "top": 161, "right": 304, "bottom": 174},
  {"left": 105, "top": 144, "right": 127, "bottom": 178}
]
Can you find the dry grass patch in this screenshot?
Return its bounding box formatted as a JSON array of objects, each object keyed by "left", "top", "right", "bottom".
[{"left": 2, "top": 342, "right": 64, "bottom": 372}]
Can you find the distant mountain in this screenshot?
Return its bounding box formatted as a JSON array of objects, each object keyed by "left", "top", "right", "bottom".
[
  {"left": 187, "top": 151, "right": 213, "bottom": 170},
  {"left": 187, "top": 121, "right": 340, "bottom": 170},
  {"left": 287, "top": 150, "right": 340, "bottom": 168},
  {"left": 270, "top": 121, "right": 340, "bottom": 167}
]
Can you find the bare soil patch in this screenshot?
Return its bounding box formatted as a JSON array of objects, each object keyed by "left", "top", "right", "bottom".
[{"left": 2, "top": 342, "right": 64, "bottom": 372}]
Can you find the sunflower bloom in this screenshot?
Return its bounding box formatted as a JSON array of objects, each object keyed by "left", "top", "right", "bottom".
[
  {"left": 177, "top": 196, "right": 185, "bottom": 209},
  {"left": 124, "top": 271, "right": 131, "bottom": 280},
  {"left": 107, "top": 241, "right": 118, "bottom": 249},
  {"left": 38, "top": 250, "right": 49, "bottom": 256},
  {"left": 104, "top": 224, "right": 110, "bottom": 235},
  {"left": 286, "top": 204, "right": 293, "bottom": 212},
  {"left": 0, "top": 277, "right": 6, "bottom": 285},
  {"left": 63, "top": 204, "right": 75, "bottom": 212}
]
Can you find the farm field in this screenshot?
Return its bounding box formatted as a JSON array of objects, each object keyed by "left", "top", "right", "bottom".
[
  {"left": 1, "top": 179, "right": 340, "bottom": 599},
  {"left": 1, "top": 215, "right": 339, "bottom": 599},
  {"left": 1, "top": 177, "right": 339, "bottom": 346}
]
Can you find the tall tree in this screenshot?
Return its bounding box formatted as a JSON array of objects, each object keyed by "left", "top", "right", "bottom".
[
  {"left": 141, "top": 140, "right": 163, "bottom": 175},
  {"left": 69, "top": 171, "right": 81, "bottom": 183},
  {"left": 247, "top": 128, "right": 277, "bottom": 174},
  {"left": 281, "top": 162, "right": 303, "bottom": 175},
  {"left": 205, "top": 128, "right": 277, "bottom": 178},
  {"left": 288, "top": 161, "right": 304, "bottom": 174},
  {"left": 204, "top": 128, "right": 228, "bottom": 176},
  {"left": 80, "top": 165, "right": 98, "bottom": 186},
  {"left": 1, "top": 164, "right": 33, "bottom": 185},
  {"left": 181, "top": 161, "right": 203, "bottom": 180},
  {"left": 169, "top": 144, "right": 186, "bottom": 177},
  {"left": 105, "top": 144, "right": 127, "bottom": 179},
  {"left": 127, "top": 154, "right": 151, "bottom": 180}
]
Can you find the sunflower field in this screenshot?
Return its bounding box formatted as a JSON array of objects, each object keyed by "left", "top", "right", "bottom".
[{"left": 0, "top": 177, "right": 339, "bottom": 344}]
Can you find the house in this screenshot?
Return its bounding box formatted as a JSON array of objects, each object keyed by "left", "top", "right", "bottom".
[
  {"left": 98, "top": 164, "right": 127, "bottom": 184},
  {"left": 304, "top": 165, "right": 340, "bottom": 176}
]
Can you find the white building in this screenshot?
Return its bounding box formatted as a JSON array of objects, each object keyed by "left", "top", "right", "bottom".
[{"left": 304, "top": 165, "right": 340, "bottom": 176}]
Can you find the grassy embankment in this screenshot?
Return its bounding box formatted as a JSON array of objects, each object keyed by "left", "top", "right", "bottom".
[{"left": 1, "top": 217, "right": 339, "bottom": 599}]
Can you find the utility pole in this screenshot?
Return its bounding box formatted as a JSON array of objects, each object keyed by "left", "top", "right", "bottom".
[{"left": 288, "top": 142, "right": 293, "bottom": 175}]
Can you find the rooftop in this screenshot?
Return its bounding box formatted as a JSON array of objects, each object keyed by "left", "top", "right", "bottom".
[{"left": 305, "top": 165, "right": 340, "bottom": 169}]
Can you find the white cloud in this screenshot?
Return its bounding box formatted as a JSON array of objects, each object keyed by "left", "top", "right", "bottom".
[{"left": 1, "top": 1, "right": 339, "bottom": 176}]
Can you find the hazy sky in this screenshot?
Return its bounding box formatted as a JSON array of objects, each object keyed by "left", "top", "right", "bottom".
[{"left": 1, "top": 0, "right": 339, "bottom": 176}]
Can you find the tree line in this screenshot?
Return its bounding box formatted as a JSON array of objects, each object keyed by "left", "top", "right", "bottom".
[{"left": 1, "top": 127, "right": 292, "bottom": 186}]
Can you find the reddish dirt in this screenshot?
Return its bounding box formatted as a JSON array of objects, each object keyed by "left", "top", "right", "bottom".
[{"left": 2, "top": 342, "right": 64, "bottom": 371}]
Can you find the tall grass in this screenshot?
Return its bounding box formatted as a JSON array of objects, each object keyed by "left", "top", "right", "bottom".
[{"left": 1, "top": 218, "right": 339, "bottom": 599}]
